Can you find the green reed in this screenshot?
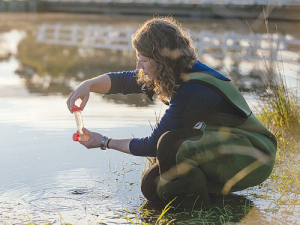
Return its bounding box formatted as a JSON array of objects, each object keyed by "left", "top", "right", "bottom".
[
  {"left": 251, "top": 13, "right": 300, "bottom": 221},
  {"left": 256, "top": 7, "right": 300, "bottom": 134},
  {"left": 257, "top": 62, "right": 300, "bottom": 134},
  {"left": 131, "top": 195, "right": 253, "bottom": 225}
]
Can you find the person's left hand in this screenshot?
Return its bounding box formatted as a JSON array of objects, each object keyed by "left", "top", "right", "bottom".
[{"left": 79, "top": 128, "right": 103, "bottom": 149}]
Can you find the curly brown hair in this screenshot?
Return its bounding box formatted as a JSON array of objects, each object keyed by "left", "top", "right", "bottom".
[{"left": 132, "top": 16, "right": 198, "bottom": 103}]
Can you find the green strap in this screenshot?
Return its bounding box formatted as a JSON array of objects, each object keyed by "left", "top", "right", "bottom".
[{"left": 186, "top": 72, "right": 252, "bottom": 116}]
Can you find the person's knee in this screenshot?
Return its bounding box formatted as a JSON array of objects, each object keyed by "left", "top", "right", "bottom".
[{"left": 141, "top": 163, "right": 161, "bottom": 202}]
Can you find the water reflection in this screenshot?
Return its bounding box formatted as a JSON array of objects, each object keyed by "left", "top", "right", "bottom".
[
  {"left": 36, "top": 22, "right": 300, "bottom": 65},
  {"left": 9, "top": 19, "right": 298, "bottom": 101},
  {"left": 104, "top": 94, "right": 154, "bottom": 107},
  {"left": 15, "top": 30, "right": 151, "bottom": 105}
]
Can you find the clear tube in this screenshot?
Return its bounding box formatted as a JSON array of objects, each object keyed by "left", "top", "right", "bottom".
[
  {"left": 73, "top": 110, "right": 89, "bottom": 142},
  {"left": 74, "top": 111, "right": 84, "bottom": 134}
]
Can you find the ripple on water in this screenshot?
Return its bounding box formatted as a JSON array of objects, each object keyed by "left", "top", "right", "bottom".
[
  {"left": 18, "top": 170, "right": 113, "bottom": 212},
  {"left": 1, "top": 159, "right": 145, "bottom": 224}
]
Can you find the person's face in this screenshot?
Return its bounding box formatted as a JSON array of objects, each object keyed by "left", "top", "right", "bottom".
[{"left": 136, "top": 52, "right": 157, "bottom": 80}]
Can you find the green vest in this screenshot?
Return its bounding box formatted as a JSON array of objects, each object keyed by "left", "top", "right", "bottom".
[
  {"left": 182, "top": 72, "right": 277, "bottom": 155},
  {"left": 156, "top": 72, "right": 277, "bottom": 199}
]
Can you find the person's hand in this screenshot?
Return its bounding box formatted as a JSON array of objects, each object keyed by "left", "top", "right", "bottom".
[
  {"left": 66, "top": 80, "right": 91, "bottom": 112},
  {"left": 79, "top": 128, "right": 103, "bottom": 149}
]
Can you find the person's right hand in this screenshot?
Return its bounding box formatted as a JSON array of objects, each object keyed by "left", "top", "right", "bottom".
[
  {"left": 66, "top": 80, "right": 91, "bottom": 112},
  {"left": 79, "top": 128, "right": 103, "bottom": 149}
]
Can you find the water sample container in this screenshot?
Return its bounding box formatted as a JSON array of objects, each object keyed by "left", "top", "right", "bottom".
[{"left": 72, "top": 105, "right": 90, "bottom": 142}]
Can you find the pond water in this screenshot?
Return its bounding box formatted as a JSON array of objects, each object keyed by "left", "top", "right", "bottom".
[{"left": 0, "top": 13, "right": 299, "bottom": 224}]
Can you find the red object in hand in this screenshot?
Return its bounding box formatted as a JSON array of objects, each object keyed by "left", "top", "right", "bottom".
[
  {"left": 72, "top": 132, "right": 90, "bottom": 142},
  {"left": 72, "top": 105, "right": 81, "bottom": 113}
]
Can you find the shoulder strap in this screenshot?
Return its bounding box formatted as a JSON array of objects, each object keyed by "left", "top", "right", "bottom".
[{"left": 184, "top": 72, "right": 252, "bottom": 117}]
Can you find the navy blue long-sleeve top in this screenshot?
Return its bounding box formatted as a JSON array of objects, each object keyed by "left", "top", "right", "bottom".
[{"left": 106, "top": 61, "right": 244, "bottom": 157}]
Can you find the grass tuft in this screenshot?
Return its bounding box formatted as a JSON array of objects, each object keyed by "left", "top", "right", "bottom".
[{"left": 257, "top": 64, "right": 300, "bottom": 134}]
